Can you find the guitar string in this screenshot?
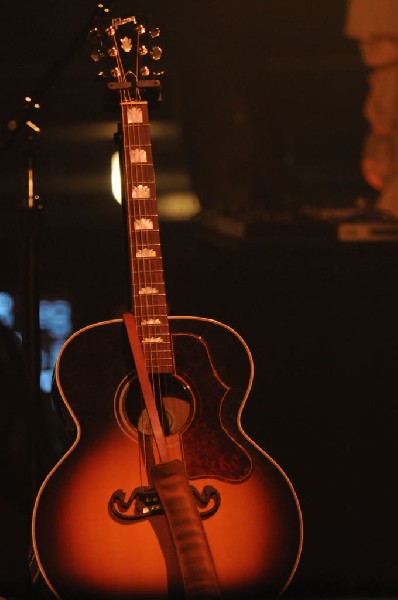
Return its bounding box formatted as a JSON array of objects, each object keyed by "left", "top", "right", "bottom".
[
  {"left": 134, "top": 102, "right": 173, "bottom": 445},
  {"left": 117, "top": 27, "right": 177, "bottom": 475},
  {"left": 128, "top": 29, "right": 172, "bottom": 443},
  {"left": 126, "top": 100, "right": 152, "bottom": 472},
  {"left": 141, "top": 101, "right": 170, "bottom": 442},
  {"left": 133, "top": 97, "right": 180, "bottom": 445},
  {"left": 116, "top": 36, "right": 150, "bottom": 482},
  {"left": 127, "top": 95, "right": 167, "bottom": 460},
  {"left": 129, "top": 103, "right": 152, "bottom": 477}
]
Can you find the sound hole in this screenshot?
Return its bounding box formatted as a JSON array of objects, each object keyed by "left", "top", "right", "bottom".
[{"left": 120, "top": 373, "right": 192, "bottom": 436}]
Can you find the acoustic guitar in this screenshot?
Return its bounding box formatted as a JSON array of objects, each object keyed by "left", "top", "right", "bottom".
[{"left": 32, "top": 13, "right": 303, "bottom": 599}]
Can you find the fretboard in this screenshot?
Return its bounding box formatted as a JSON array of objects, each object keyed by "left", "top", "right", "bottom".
[{"left": 121, "top": 100, "right": 173, "bottom": 374}]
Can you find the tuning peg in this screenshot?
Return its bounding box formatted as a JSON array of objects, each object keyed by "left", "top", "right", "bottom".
[
  {"left": 140, "top": 66, "right": 151, "bottom": 77},
  {"left": 149, "top": 27, "right": 160, "bottom": 38},
  {"left": 139, "top": 45, "right": 149, "bottom": 56},
  {"left": 150, "top": 46, "right": 162, "bottom": 60},
  {"left": 88, "top": 27, "right": 101, "bottom": 44},
  {"left": 91, "top": 49, "right": 106, "bottom": 62}
]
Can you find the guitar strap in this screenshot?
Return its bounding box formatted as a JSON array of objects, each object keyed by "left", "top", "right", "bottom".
[
  {"left": 123, "top": 311, "right": 170, "bottom": 463},
  {"left": 123, "top": 312, "right": 221, "bottom": 599}
]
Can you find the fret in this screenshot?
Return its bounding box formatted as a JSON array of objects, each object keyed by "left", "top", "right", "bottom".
[
  {"left": 139, "top": 321, "right": 169, "bottom": 331},
  {"left": 134, "top": 303, "right": 168, "bottom": 312},
  {"left": 146, "top": 364, "right": 174, "bottom": 374},
  {"left": 132, "top": 271, "right": 165, "bottom": 279},
  {"left": 134, "top": 284, "right": 162, "bottom": 291},
  {"left": 123, "top": 125, "right": 152, "bottom": 145},
  {"left": 127, "top": 199, "right": 158, "bottom": 214},
  {"left": 143, "top": 350, "right": 173, "bottom": 359},
  {"left": 134, "top": 306, "right": 168, "bottom": 314},
  {"left": 142, "top": 342, "right": 172, "bottom": 349},
  {"left": 130, "top": 213, "right": 159, "bottom": 221},
  {"left": 126, "top": 165, "right": 155, "bottom": 182},
  {"left": 135, "top": 304, "right": 167, "bottom": 315},
  {"left": 133, "top": 278, "right": 165, "bottom": 288},
  {"left": 140, "top": 327, "right": 170, "bottom": 336},
  {"left": 142, "top": 340, "right": 172, "bottom": 346},
  {"left": 133, "top": 240, "right": 162, "bottom": 246},
  {"left": 132, "top": 261, "right": 163, "bottom": 271},
  {"left": 130, "top": 233, "right": 162, "bottom": 247},
  {"left": 140, "top": 323, "right": 170, "bottom": 331}
]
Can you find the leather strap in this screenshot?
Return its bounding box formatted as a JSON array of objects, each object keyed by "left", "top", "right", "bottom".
[
  {"left": 123, "top": 312, "right": 220, "bottom": 598},
  {"left": 152, "top": 460, "right": 221, "bottom": 599}
]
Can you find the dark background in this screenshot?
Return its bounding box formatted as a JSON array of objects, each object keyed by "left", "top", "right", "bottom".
[{"left": 1, "top": 1, "right": 398, "bottom": 598}]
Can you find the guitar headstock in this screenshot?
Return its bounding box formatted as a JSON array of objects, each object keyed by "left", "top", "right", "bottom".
[{"left": 89, "top": 13, "right": 164, "bottom": 104}]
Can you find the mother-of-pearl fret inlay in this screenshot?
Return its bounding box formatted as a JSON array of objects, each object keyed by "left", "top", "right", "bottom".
[
  {"left": 132, "top": 185, "right": 151, "bottom": 198},
  {"left": 130, "top": 148, "right": 147, "bottom": 163},
  {"left": 142, "top": 318, "right": 162, "bottom": 325},
  {"left": 134, "top": 218, "right": 153, "bottom": 230},
  {"left": 139, "top": 286, "right": 159, "bottom": 295},
  {"left": 127, "top": 106, "right": 143, "bottom": 123},
  {"left": 136, "top": 248, "right": 156, "bottom": 258},
  {"left": 143, "top": 337, "right": 164, "bottom": 343}
]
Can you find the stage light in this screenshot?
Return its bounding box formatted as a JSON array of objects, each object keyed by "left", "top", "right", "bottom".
[{"left": 111, "top": 151, "right": 122, "bottom": 204}]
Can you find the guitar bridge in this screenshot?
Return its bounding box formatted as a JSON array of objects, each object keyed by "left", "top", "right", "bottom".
[{"left": 109, "top": 484, "right": 220, "bottom": 522}]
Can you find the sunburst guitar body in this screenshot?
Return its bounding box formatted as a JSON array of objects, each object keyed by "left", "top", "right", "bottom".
[{"left": 32, "top": 316, "right": 302, "bottom": 599}]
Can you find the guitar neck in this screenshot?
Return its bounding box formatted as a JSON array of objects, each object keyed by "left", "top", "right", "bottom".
[{"left": 121, "top": 100, "right": 173, "bottom": 374}]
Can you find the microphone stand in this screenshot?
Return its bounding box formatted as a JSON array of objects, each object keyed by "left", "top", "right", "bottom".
[
  {"left": 21, "top": 108, "right": 42, "bottom": 499},
  {"left": 0, "top": 2, "right": 116, "bottom": 499}
]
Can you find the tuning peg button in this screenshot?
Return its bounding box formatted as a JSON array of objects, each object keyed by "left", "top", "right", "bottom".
[
  {"left": 150, "top": 46, "right": 162, "bottom": 60},
  {"left": 149, "top": 27, "right": 160, "bottom": 38},
  {"left": 88, "top": 27, "right": 101, "bottom": 43},
  {"left": 91, "top": 50, "right": 105, "bottom": 62}
]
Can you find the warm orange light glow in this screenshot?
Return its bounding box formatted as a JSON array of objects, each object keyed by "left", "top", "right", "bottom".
[{"left": 34, "top": 426, "right": 293, "bottom": 597}]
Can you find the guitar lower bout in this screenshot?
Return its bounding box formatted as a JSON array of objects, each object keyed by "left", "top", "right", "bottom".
[{"left": 31, "top": 315, "right": 303, "bottom": 599}]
